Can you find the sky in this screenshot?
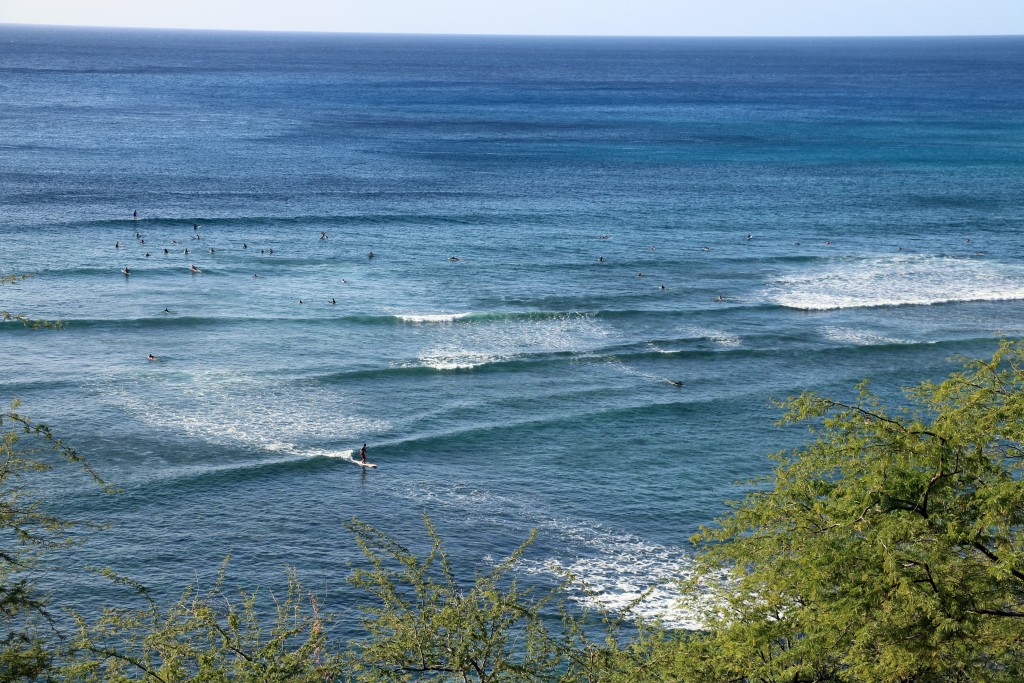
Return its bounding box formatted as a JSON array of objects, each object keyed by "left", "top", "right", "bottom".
[{"left": 1, "top": 0, "right": 1022, "bottom": 36}]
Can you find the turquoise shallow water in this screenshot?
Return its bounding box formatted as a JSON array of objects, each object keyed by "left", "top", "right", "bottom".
[{"left": 1, "top": 26, "right": 1023, "bottom": 628}]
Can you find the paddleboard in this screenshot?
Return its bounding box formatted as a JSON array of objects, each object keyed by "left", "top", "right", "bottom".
[{"left": 345, "top": 455, "right": 377, "bottom": 469}]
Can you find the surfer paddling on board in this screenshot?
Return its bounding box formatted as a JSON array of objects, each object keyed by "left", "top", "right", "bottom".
[{"left": 360, "top": 444, "right": 367, "bottom": 464}]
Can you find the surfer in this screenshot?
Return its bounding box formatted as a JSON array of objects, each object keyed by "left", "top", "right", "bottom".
[
  {"left": 122, "top": 267, "right": 130, "bottom": 276},
  {"left": 598, "top": 256, "right": 604, "bottom": 262},
  {"left": 667, "top": 379, "right": 684, "bottom": 387},
  {"left": 360, "top": 444, "right": 367, "bottom": 464},
  {"left": 132, "top": 210, "right": 138, "bottom": 219},
  {"left": 163, "top": 308, "right": 172, "bottom": 314},
  {"left": 329, "top": 298, "right": 336, "bottom": 304},
  {"left": 189, "top": 264, "right": 201, "bottom": 273},
  {"left": 368, "top": 251, "right": 375, "bottom": 258},
  {"left": 115, "top": 241, "right": 121, "bottom": 249},
  {"left": 147, "top": 354, "right": 156, "bottom": 361}
]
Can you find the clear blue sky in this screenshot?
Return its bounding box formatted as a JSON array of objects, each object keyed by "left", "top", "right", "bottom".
[{"left": 2, "top": 0, "right": 1022, "bottom": 36}]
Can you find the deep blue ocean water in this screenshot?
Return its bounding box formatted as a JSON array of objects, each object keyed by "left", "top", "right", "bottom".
[{"left": 1, "top": 25, "right": 1023, "bottom": 629}]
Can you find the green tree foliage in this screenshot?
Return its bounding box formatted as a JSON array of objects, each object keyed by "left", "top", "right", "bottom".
[
  {"left": 344, "top": 516, "right": 573, "bottom": 682},
  {"left": 679, "top": 340, "right": 1024, "bottom": 682},
  {"left": 1, "top": 275, "right": 60, "bottom": 330},
  {"left": 0, "top": 401, "right": 104, "bottom": 681},
  {"left": 64, "top": 562, "right": 344, "bottom": 682},
  {"left": 0, "top": 274, "right": 99, "bottom": 680},
  {"left": 343, "top": 516, "right": 671, "bottom": 683}
]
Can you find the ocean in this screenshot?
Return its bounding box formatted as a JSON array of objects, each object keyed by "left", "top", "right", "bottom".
[{"left": 1, "top": 25, "right": 1022, "bottom": 630}]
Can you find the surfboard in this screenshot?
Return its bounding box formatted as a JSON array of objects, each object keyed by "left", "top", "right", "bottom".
[{"left": 344, "top": 455, "right": 377, "bottom": 469}]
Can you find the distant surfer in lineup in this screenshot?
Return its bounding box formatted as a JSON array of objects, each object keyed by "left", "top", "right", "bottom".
[
  {"left": 147, "top": 354, "right": 156, "bottom": 361},
  {"left": 667, "top": 379, "right": 684, "bottom": 387},
  {"left": 360, "top": 444, "right": 367, "bottom": 463},
  {"left": 189, "top": 264, "right": 201, "bottom": 273},
  {"left": 132, "top": 210, "right": 137, "bottom": 219},
  {"left": 122, "top": 266, "right": 130, "bottom": 276}
]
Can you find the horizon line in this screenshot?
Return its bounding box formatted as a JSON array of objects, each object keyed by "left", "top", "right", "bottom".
[{"left": 2, "top": 21, "right": 1022, "bottom": 40}]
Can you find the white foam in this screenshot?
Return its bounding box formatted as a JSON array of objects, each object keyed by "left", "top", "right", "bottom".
[
  {"left": 415, "top": 350, "right": 506, "bottom": 371},
  {"left": 821, "top": 326, "right": 907, "bottom": 347},
  {"left": 303, "top": 448, "right": 356, "bottom": 459},
  {"left": 395, "top": 312, "right": 471, "bottom": 323},
  {"left": 410, "top": 313, "right": 608, "bottom": 371},
  {"left": 396, "top": 484, "right": 708, "bottom": 629},
  {"left": 107, "top": 368, "right": 389, "bottom": 456},
  {"left": 537, "top": 537, "right": 704, "bottom": 629},
  {"left": 708, "top": 333, "right": 741, "bottom": 347},
  {"left": 767, "top": 254, "right": 1024, "bottom": 311}
]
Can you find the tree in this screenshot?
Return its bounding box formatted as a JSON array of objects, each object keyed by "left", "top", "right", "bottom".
[
  {"left": 1, "top": 275, "right": 58, "bottom": 330},
  {"left": 343, "top": 516, "right": 672, "bottom": 683},
  {"left": 1, "top": 275, "right": 104, "bottom": 680},
  {"left": 343, "top": 516, "right": 572, "bottom": 682},
  {"left": 678, "top": 340, "right": 1024, "bottom": 682},
  {"left": 64, "top": 562, "right": 343, "bottom": 682}
]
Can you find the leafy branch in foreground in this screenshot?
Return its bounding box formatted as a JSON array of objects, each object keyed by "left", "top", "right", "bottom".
[
  {"left": 0, "top": 275, "right": 61, "bottom": 330},
  {"left": 343, "top": 516, "right": 568, "bottom": 682},
  {"left": 0, "top": 402, "right": 107, "bottom": 680},
  {"left": 677, "top": 340, "right": 1024, "bottom": 682},
  {"left": 63, "top": 561, "right": 344, "bottom": 682},
  {"left": 343, "top": 516, "right": 678, "bottom": 683}
]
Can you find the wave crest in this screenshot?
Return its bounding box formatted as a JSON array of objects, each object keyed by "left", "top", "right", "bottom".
[{"left": 767, "top": 254, "right": 1024, "bottom": 311}]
